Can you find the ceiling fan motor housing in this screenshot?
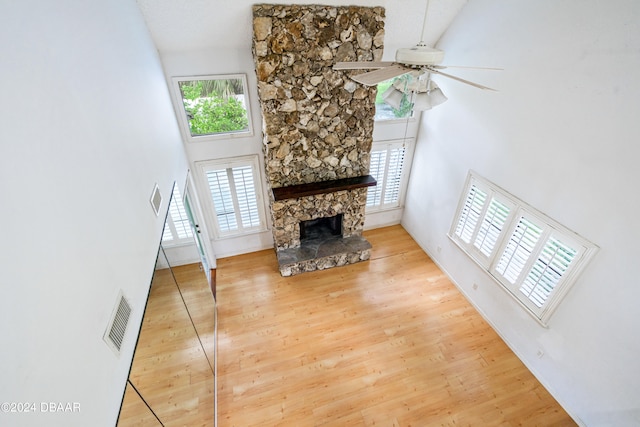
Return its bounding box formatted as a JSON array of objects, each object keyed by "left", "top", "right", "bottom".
[{"left": 396, "top": 45, "right": 445, "bottom": 66}]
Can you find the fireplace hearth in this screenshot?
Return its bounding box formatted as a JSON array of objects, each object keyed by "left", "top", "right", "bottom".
[{"left": 275, "top": 225, "right": 372, "bottom": 277}]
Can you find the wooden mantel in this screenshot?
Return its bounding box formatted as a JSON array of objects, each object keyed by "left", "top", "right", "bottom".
[{"left": 272, "top": 175, "right": 377, "bottom": 201}]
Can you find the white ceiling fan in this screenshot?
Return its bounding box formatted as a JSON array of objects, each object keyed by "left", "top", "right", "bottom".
[{"left": 333, "top": 0, "right": 499, "bottom": 95}]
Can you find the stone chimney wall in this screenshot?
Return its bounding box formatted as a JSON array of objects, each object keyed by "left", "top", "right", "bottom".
[
  {"left": 251, "top": 4, "right": 385, "bottom": 273},
  {"left": 252, "top": 4, "right": 385, "bottom": 187}
]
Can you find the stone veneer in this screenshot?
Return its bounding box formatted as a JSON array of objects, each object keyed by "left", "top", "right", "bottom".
[{"left": 252, "top": 4, "right": 385, "bottom": 275}]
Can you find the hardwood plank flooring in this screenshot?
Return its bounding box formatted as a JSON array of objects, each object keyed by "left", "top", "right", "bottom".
[
  {"left": 216, "top": 225, "right": 575, "bottom": 426},
  {"left": 117, "top": 383, "right": 162, "bottom": 427},
  {"left": 119, "top": 263, "right": 215, "bottom": 427},
  {"left": 171, "top": 264, "right": 217, "bottom": 370}
]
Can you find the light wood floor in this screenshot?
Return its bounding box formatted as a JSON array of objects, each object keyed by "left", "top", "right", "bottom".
[
  {"left": 118, "top": 261, "right": 216, "bottom": 426},
  {"left": 216, "top": 225, "right": 576, "bottom": 426}
]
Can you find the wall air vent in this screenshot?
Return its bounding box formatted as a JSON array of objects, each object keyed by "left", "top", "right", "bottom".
[
  {"left": 150, "top": 183, "right": 162, "bottom": 216},
  {"left": 104, "top": 292, "right": 132, "bottom": 355}
]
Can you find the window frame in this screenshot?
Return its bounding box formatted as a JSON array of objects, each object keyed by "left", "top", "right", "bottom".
[
  {"left": 195, "top": 155, "right": 267, "bottom": 240},
  {"left": 171, "top": 74, "right": 254, "bottom": 143},
  {"left": 449, "top": 171, "right": 598, "bottom": 325},
  {"left": 366, "top": 138, "right": 414, "bottom": 212}
]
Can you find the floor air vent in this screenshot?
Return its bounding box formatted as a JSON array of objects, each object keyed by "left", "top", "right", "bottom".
[{"left": 104, "top": 292, "right": 132, "bottom": 355}]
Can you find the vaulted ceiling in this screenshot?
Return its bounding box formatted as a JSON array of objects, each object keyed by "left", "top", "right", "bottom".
[{"left": 136, "top": 0, "right": 468, "bottom": 57}]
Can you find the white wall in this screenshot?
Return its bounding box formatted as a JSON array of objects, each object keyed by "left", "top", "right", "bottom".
[
  {"left": 0, "top": 1, "right": 189, "bottom": 426},
  {"left": 158, "top": 42, "right": 421, "bottom": 260},
  {"left": 137, "top": 0, "right": 469, "bottom": 263},
  {"left": 366, "top": 117, "right": 422, "bottom": 230},
  {"left": 157, "top": 49, "right": 279, "bottom": 261},
  {"left": 136, "top": 0, "right": 468, "bottom": 57},
  {"left": 402, "top": 0, "right": 640, "bottom": 425},
  {"left": 160, "top": 47, "right": 275, "bottom": 259}
]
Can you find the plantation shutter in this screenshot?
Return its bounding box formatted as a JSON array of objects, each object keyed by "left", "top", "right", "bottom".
[
  {"left": 367, "top": 142, "right": 408, "bottom": 210},
  {"left": 454, "top": 183, "right": 488, "bottom": 244},
  {"left": 202, "top": 158, "right": 265, "bottom": 237},
  {"left": 162, "top": 185, "right": 193, "bottom": 244},
  {"left": 367, "top": 150, "right": 386, "bottom": 207},
  {"left": 383, "top": 146, "right": 406, "bottom": 205},
  {"left": 206, "top": 169, "right": 238, "bottom": 232},
  {"left": 474, "top": 197, "right": 511, "bottom": 257},
  {"left": 162, "top": 222, "right": 172, "bottom": 241},
  {"left": 232, "top": 166, "right": 261, "bottom": 228},
  {"left": 168, "top": 185, "right": 192, "bottom": 239},
  {"left": 519, "top": 235, "right": 578, "bottom": 308},
  {"left": 450, "top": 171, "right": 598, "bottom": 324},
  {"left": 495, "top": 215, "right": 543, "bottom": 284}
]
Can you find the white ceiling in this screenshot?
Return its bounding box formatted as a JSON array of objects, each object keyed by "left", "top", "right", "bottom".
[{"left": 136, "top": 0, "right": 468, "bottom": 59}]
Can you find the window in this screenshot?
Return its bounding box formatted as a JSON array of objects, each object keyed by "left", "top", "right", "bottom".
[
  {"left": 162, "top": 184, "right": 193, "bottom": 246},
  {"left": 449, "top": 172, "right": 598, "bottom": 324},
  {"left": 196, "top": 156, "right": 266, "bottom": 238},
  {"left": 453, "top": 179, "right": 516, "bottom": 266},
  {"left": 172, "top": 74, "right": 253, "bottom": 142},
  {"left": 366, "top": 140, "right": 411, "bottom": 211}
]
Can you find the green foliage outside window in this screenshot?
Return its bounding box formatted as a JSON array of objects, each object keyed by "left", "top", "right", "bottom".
[
  {"left": 179, "top": 80, "right": 249, "bottom": 136},
  {"left": 392, "top": 92, "right": 413, "bottom": 118},
  {"left": 374, "top": 78, "right": 413, "bottom": 120}
]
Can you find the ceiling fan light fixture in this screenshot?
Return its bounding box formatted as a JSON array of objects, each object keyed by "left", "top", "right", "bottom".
[
  {"left": 412, "top": 93, "right": 431, "bottom": 111},
  {"left": 393, "top": 71, "right": 428, "bottom": 93},
  {"left": 428, "top": 82, "right": 448, "bottom": 106},
  {"left": 431, "top": 89, "right": 448, "bottom": 107},
  {"left": 382, "top": 86, "right": 404, "bottom": 110},
  {"left": 412, "top": 81, "right": 448, "bottom": 111}
]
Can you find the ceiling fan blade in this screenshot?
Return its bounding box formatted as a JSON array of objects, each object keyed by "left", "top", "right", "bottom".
[
  {"left": 333, "top": 61, "right": 394, "bottom": 70},
  {"left": 427, "top": 67, "right": 497, "bottom": 91},
  {"left": 431, "top": 65, "right": 503, "bottom": 71},
  {"left": 347, "top": 64, "right": 412, "bottom": 86}
]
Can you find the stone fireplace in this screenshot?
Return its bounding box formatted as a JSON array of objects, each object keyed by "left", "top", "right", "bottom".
[{"left": 252, "top": 4, "right": 385, "bottom": 276}]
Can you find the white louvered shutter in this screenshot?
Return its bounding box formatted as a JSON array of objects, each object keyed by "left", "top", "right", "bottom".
[
  {"left": 201, "top": 157, "right": 265, "bottom": 237},
  {"left": 495, "top": 215, "right": 543, "bottom": 284},
  {"left": 168, "top": 185, "right": 192, "bottom": 239},
  {"left": 519, "top": 235, "right": 578, "bottom": 308},
  {"left": 474, "top": 197, "right": 511, "bottom": 257},
  {"left": 232, "top": 165, "right": 261, "bottom": 228},
  {"left": 207, "top": 169, "right": 238, "bottom": 232},
  {"left": 367, "top": 142, "right": 407, "bottom": 210},
  {"left": 367, "top": 150, "right": 386, "bottom": 207},
  {"left": 383, "top": 146, "right": 405, "bottom": 205},
  {"left": 455, "top": 183, "right": 488, "bottom": 244},
  {"left": 162, "top": 185, "right": 193, "bottom": 244}
]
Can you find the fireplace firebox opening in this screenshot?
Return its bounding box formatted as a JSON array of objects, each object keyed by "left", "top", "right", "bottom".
[{"left": 300, "top": 214, "right": 343, "bottom": 241}]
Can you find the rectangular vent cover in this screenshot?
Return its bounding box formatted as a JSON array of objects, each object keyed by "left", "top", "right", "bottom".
[
  {"left": 104, "top": 292, "right": 132, "bottom": 355},
  {"left": 150, "top": 183, "right": 162, "bottom": 216}
]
